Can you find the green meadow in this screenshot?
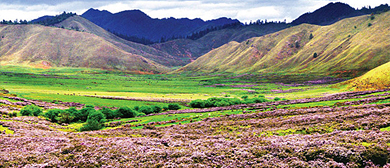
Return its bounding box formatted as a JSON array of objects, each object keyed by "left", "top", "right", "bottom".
[
  {"left": 3, "top": 65, "right": 383, "bottom": 131},
  {"left": 0, "top": 65, "right": 346, "bottom": 108}
]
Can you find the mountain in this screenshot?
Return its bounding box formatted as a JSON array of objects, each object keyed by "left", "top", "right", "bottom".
[
  {"left": 54, "top": 15, "right": 184, "bottom": 67},
  {"left": 176, "top": 11, "right": 390, "bottom": 77},
  {"left": 81, "top": 8, "right": 240, "bottom": 42},
  {"left": 291, "top": 2, "right": 390, "bottom": 26},
  {"left": 291, "top": 2, "right": 360, "bottom": 26},
  {"left": 30, "top": 16, "right": 54, "bottom": 23},
  {"left": 0, "top": 24, "right": 169, "bottom": 73},
  {"left": 150, "top": 2, "right": 388, "bottom": 64},
  {"left": 151, "top": 23, "right": 288, "bottom": 63}
]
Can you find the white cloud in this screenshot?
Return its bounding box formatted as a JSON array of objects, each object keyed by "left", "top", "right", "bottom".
[
  {"left": 339, "top": 0, "right": 389, "bottom": 9},
  {"left": 236, "top": 6, "right": 282, "bottom": 23},
  {"left": 0, "top": 0, "right": 388, "bottom": 23}
]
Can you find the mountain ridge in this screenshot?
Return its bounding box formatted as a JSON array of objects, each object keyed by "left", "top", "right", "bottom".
[
  {"left": 0, "top": 24, "right": 169, "bottom": 73},
  {"left": 291, "top": 2, "right": 390, "bottom": 26},
  {"left": 176, "top": 11, "right": 390, "bottom": 77},
  {"left": 54, "top": 15, "right": 184, "bottom": 67},
  {"left": 81, "top": 8, "right": 240, "bottom": 42}
]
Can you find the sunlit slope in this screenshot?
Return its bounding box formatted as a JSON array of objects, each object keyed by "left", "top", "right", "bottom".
[
  {"left": 177, "top": 11, "right": 390, "bottom": 76},
  {"left": 151, "top": 24, "right": 288, "bottom": 64},
  {"left": 0, "top": 24, "right": 169, "bottom": 73},
  {"left": 56, "top": 16, "right": 183, "bottom": 67},
  {"left": 348, "top": 61, "right": 390, "bottom": 90}
]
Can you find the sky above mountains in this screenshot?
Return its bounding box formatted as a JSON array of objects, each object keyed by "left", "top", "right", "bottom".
[{"left": 1, "top": 0, "right": 389, "bottom": 23}]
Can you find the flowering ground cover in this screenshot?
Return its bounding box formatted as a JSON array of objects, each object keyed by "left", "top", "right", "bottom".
[
  {"left": 2, "top": 88, "right": 390, "bottom": 167},
  {"left": 1, "top": 66, "right": 390, "bottom": 167}
]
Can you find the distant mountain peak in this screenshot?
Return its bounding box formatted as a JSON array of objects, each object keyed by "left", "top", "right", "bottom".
[
  {"left": 81, "top": 9, "right": 239, "bottom": 42},
  {"left": 317, "top": 2, "right": 355, "bottom": 12},
  {"left": 291, "top": 2, "right": 358, "bottom": 25},
  {"left": 82, "top": 8, "right": 112, "bottom": 18},
  {"left": 116, "top": 9, "right": 152, "bottom": 21}
]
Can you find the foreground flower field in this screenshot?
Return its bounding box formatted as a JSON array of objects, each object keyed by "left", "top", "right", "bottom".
[{"left": 2, "top": 89, "right": 390, "bottom": 167}]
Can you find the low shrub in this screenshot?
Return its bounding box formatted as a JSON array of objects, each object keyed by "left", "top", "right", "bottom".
[
  {"left": 313, "top": 52, "right": 318, "bottom": 58},
  {"left": 168, "top": 104, "right": 181, "bottom": 110},
  {"left": 44, "top": 109, "right": 63, "bottom": 122},
  {"left": 76, "top": 105, "right": 96, "bottom": 122},
  {"left": 136, "top": 112, "right": 146, "bottom": 117},
  {"left": 138, "top": 106, "right": 154, "bottom": 115},
  {"left": 8, "top": 112, "right": 17, "bottom": 118},
  {"left": 253, "top": 97, "right": 269, "bottom": 103},
  {"left": 116, "top": 107, "right": 136, "bottom": 118},
  {"left": 362, "top": 145, "right": 389, "bottom": 166},
  {"left": 215, "top": 100, "right": 230, "bottom": 107},
  {"left": 87, "top": 111, "right": 106, "bottom": 123},
  {"left": 190, "top": 97, "right": 243, "bottom": 108},
  {"left": 100, "top": 107, "right": 121, "bottom": 119},
  {"left": 80, "top": 120, "right": 103, "bottom": 131},
  {"left": 151, "top": 105, "right": 162, "bottom": 113},
  {"left": 56, "top": 110, "right": 75, "bottom": 124},
  {"left": 190, "top": 99, "right": 206, "bottom": 108},
  {"left": 20, "top": 105, "right": 42, "bottom": 116},
  {"left": 190, "top": 97, "right": 271, "bottom": 108},
  {"left": 80, "top": 111, "right": 106, "bottom": 132}
]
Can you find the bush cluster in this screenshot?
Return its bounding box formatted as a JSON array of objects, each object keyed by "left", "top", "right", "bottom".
[
  {"left": 41, "top": 105, "right": 140, "bottom": 131},
  {"left": 190, "top": 96, "right": 271, "bottom": 108},
  {"left": 44, "top": 106, "right": 139, "bottom": 124},
  {"left": 41, "top": 104, "right": 179, "bottom": 131},
  {"left": 80, "top": 110, "right": 106, "bottom": 131},
  {"left": 20, "top": 105, "right": 42, "bottom": 116},
  {"left": 135, "top": 104, "right": 180, "bottom": 115},
  {"left": 190, "top": 97, "right": 268, "bottom": 108}
]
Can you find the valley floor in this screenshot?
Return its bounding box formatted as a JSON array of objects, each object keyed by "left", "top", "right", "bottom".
[{"left": 1, "top": 66, "right": 390, "bottom": 167}]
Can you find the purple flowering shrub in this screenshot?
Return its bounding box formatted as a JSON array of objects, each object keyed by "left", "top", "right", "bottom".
[{"left": 2, "top": 89, "right": 390, "bottom": 167}]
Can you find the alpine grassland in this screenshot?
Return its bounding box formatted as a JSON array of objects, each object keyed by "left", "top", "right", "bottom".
[
  {"left": 2, "top": 65, "right": 390, "bottom": 167},
  {"left": 347, "top": 61, "right": 390, "bottom": 91},
  {"left": 2, "top": 6, "right": 390, "bottom": 168},
  {"left": 177, "top": 11, "right": 390, "bottom": 76}
]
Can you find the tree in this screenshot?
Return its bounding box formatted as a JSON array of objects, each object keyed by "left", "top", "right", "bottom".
[
  {"left": 295, "top": 41, "right": 300, "bottom": 48},
  {"left": 313, "top": 52, "right": 318, "bottom": 58}
]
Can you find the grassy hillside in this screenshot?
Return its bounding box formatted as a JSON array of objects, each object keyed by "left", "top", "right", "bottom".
[
  {"left": 151, "top": 24, "right": 288, "bottom": 64},
  {"left": 55, "top": 16, "right": 184, "bottom": 67},
  {"left": 177, "top": 11, "right": 390, "bottom": 76},
  {"left": 347, "top": 61, "right": 390, "bottom": 90},
  {"left": 0, "top": 24, "right": 169, "bottom": 73}
]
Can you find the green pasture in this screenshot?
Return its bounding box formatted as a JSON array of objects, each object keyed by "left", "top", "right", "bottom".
[
  {"left": 0, "top": 65, "right": 345, "bottom": 108},
  {"left": 0, "top": 65, "right": 366, "bottom": 132}
]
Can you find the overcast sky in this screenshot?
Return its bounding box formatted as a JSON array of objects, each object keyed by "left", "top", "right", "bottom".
[{"left": 0, "top": 0, "right": 388, "bottom": 23}]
